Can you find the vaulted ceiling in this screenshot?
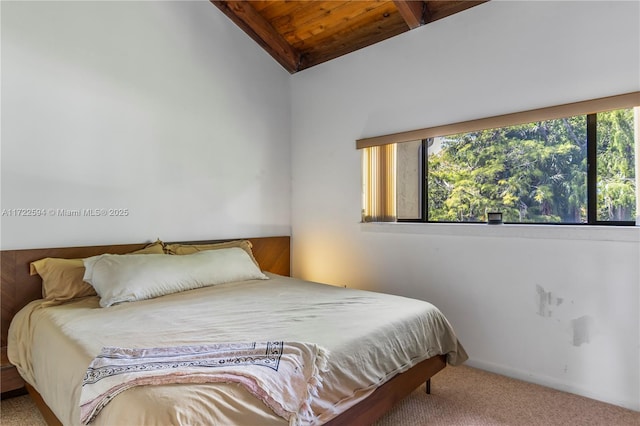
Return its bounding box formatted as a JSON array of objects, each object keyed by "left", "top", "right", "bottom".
[{"left": 211, "top": 1, "right": 488, "bottom": 73}]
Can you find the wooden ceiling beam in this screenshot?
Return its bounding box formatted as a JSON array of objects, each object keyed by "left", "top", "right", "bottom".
[
  {"left": 210, "top": 1, "right": 301, "bottom": 73},
  {"left": 393, "top": 1, "right": 426, "bottom": 29},
  {"left": 423, "top": 1, "right": 434, "bottom": 23}
]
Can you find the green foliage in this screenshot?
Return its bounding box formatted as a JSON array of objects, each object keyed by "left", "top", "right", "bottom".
[
  {"left": 596, "top": 109, "right": 636, "bottom": 221},
  {"left": 427, "top": 109, "right": 636, "bottom": 223}
]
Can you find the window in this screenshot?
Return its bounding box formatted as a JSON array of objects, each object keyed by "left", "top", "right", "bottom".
[{"left": 359, "top": 93, "right": 639, "bottom": 226}]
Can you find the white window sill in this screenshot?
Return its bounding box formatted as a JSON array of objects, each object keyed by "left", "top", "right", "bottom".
[{"left": 360, "top": 221, "right": 640, "bottom": 243}]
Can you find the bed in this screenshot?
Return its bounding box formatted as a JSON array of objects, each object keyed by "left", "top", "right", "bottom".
[{"left": 2, "top": 236, "right": 467, "bottom": 425}]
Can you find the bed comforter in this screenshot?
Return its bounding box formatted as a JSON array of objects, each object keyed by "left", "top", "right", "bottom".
[{"left": 8, "top": 273, "right": 467, "bottom": 425}]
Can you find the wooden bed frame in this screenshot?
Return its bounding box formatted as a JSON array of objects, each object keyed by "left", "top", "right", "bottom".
[{"left": 1, "top": 236, "right": 446, "bottom": 425}]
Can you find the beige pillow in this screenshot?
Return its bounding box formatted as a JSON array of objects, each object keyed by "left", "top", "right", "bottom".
[
  {"left": 84, "top": 248, "right": 268, "bottom": 307},
  {"left": 30, "top": 240, "right": 165, "bottom": 306},
  {"left": 164, "top": 240, "right": 260, "bottom": 267}
]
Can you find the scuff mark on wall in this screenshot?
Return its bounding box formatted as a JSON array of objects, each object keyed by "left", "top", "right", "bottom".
[
  {"left": 536, "top": 285, "right": 564, "bottom": 317},
  {"left": 571, "top": 315, "right": 595, "bottom": 346},
  {"left": 535, "top": 286, "right": 595, "bottom": 348}
]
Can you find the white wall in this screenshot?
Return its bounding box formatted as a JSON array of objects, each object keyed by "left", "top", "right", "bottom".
[
  {"left": 291, "top": 0, "right": 640, "bottom": 411},
  {"left": 1, "top": 0, "right": 291, "bottom": 249}
]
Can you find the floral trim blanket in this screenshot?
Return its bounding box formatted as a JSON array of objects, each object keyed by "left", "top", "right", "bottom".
[{"left": 80, "top": 341, "right": 329, "bottom": 425}]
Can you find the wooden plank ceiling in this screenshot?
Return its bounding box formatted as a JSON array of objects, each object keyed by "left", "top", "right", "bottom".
[{"left": 211, "top": 0, "right": 488, "bottom": 73}]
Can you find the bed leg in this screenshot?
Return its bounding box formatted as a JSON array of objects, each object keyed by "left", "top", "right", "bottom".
[{"left": 425, "top": 378, "right": 431, "bottom": 394}]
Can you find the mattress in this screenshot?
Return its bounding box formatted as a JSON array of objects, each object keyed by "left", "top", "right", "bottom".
[{"left": 8, "top": 273, "right": 467, "bottom": 425}]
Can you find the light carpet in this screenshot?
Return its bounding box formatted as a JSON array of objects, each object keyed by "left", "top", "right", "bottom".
[{"left": 1, "top": 365, "right": 638, "bottom": 425}]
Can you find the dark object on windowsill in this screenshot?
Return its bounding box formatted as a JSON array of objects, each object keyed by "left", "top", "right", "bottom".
[{"left": 487, "top": 212, "right": 503, "bottom": 225}]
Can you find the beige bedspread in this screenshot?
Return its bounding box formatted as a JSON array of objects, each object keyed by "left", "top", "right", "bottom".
[{"left": 8, "top": 273, "right": 467, "bottom": 425}]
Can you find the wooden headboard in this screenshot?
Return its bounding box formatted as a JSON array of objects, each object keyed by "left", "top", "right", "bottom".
[{"left": 0, "top": 236, "right": 290, "bottom": 348}]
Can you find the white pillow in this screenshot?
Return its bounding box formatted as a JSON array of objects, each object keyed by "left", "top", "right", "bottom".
[{"left": 83, "top": 248, "right": 268, "bottom": 307}]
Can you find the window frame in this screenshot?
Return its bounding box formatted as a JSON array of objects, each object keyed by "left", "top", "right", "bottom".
[
  {"left": 358, "top": 92, "right": 640, "bottom": 226},
  {"left": 398, "top": 112, "right": 636, "bottom": 226}
]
